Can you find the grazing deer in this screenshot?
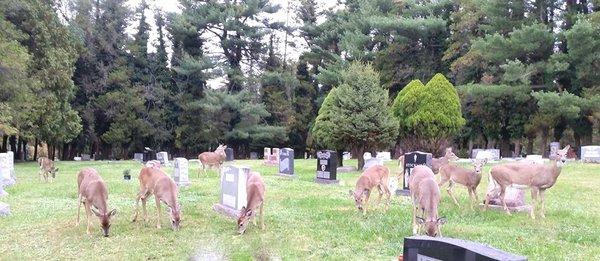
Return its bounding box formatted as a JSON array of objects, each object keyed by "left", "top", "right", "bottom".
[
  {"left": 37, "top": 157, "right": 58, "bottom": 182},
  {"left": 132, "top": 167, "right": 182, "bottom": 230},
  {"left": 409, "top": 165, "right": 446, "bottom": 237},
  {"left": 349, "top": 165, "right": 391, "bottom": 214},
  {"left": 197, "top": 144, "right": 227, "bottom": 177},
  {"left": 238, "top": 171, "right": 265, "bottom": 234},
  {"left": 485, "top": 145, "right": 570, "bottom": 219},
  {"left": 76, "top": 168, "right": 116, "bottom": 236},
  {"left": 431, "top": 148, "right": 459, "bottom": 174},
  {"left": 438, "top": 159, "right": 487, "bottom": 209}
]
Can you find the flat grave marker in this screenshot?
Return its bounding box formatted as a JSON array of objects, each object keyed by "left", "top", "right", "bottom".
[{"left": 402, "top": 236, "right": 527, "bottom": 261}]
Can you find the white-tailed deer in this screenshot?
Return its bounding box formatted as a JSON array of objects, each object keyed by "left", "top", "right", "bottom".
[
  {"left": 485, "top": 145, "right": 570, "bottom": 219},
  {"left": 76, "top": 168, "right": 116, "bottom": 236},
  {"left": 438, "top": 159, "right": 487, "bottom": 209},
  {"left": 431, "top": 148, "right": 459, "bottom": 174},
  {"left": 132, "top": 167, "right": 182, "bottom": 230},
  {"left": 238, "top": 171, "right": 265, "bottom": 234},
  {"left": 409, "top": 165, "right": 446, "bottom": 237},
  {"left": 37, "top": 157, "right": 58, "bottom": 182},
  {"left": 349, "top": 165, "right": 391, "bottom": 214},
  {"left": 198, "top": 144, "right": 227, "bottom": 177}
]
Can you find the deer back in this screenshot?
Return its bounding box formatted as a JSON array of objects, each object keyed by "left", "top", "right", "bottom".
[
  {"left": 39, "top": 157, "right": 54, "bottom": 171},
  {"left": 356, "top": 165, "right": 389, "bottom": 191},
  {"left": 77, "top": 168, "right": 108, "bottom": 212},
  {"left": 245, "top": 172, "right": 265, "bottom": 210}
]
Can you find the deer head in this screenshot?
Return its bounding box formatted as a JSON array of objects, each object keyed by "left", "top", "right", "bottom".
[
  {"left": 556, "top": 145, "right": 570, "bottom": 167},
  {"left": 237, "top": 206, "right": 254, "bottom": 234},
  {"left": 445, "top": 148, "right": 459, "bottom": 161},
  {"left": 168, "top": 204, "right": 182, "bottom": 231},
  {"left": 91, "top": 208, "right": 116, "bottom": 237},
  {"left": 349, "top": 189, "right": 369, "bottom": 212},
  {"left": 472, "top": 159, "right": 487, "bottom": 175},
  {"left": 50, "top": 167, "right": 59, "bottom": 178},
  {"left": 416, "top": 216, "right": 446, "bottom": 237}
]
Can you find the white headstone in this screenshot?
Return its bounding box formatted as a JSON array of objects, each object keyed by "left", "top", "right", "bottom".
[
  {"left": 156, "top": 151, "right": 169, "bottom": 165},
  {"left": 549, "top": 142, "right": 560, "bottom": 159},
  {"left": 272, "top": 148, "right": 280, "bottom": 162},
  {"left": 362, "top": 158, "right": 383, "bottom": 170},
  {"left": 376, "top": 151, "right": 391, "bottom": 161},
  {"left": 173, "top": 158, "right": 190, "bottom": 187},
  {"left": 472, "top": 149, "right": 500, "bottom": 161},
  {"left": 581, "top": 146, "right": 600, "bottom": 163},
  {"left": 0, "top": 153, "right": 13, "bottom": 184},
  {"left": 363, "top": 152, "right": 372, "bottom": 160},
  {"left": 524, "top": 155, "right": 545, "bottom": 164},
  {"left": 134, "top": 153, "right": 144, "bottom": 162},
  {"left": 342, "top": 151, "right": 352, "bottom": 160}
]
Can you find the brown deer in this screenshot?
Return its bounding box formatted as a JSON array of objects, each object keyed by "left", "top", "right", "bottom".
[
  {"left": 409, "top": 165, "right": 446, "bottom": 237},
  {"left": 431, "top": 148, "right": 459, "bottom": 174},
  {"left": 76, "top": 168, "right": 116, "bottom": 236},
  {"left": 485, "top": 145, "right": 570, "bottom": 219},
  {"left": 438, "top": 159, "right": 487, "bottom": 209},
  {"left": 349, "top": 165, "right": 391, "bottom": 215},
  {"left": 37, "top": 157, "right": 58, "bottom": 182},
  {"left": 238, "top": 171, "right": 265, "bottom": 234},
  {"left": 132, "top": 167, "right": 182, "bottom": 230},
  {"left": 197, "top": 144, "right": 227, "bottom": 177}
]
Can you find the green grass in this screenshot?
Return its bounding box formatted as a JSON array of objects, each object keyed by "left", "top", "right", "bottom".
[{"left": 1, "top": 159, "right": 599, "bottom": 260}]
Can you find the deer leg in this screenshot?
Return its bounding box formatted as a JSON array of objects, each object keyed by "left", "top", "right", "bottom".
[
  {"left": 412, "top": 204, "right": 418, "bottom": 235},
  {"left": 260, "top": 202, "right": 265, "bottom": 230},
  {"left": 530, "top": 187, "right": 539, "bottom": 219},
  {"left": 84, "top": 202, "right": 92, "bottom": 235},
  {"left": 363, "top": 190, "right": 371, "bottom": 215},
  {"left": 142, "top": 197, "right": 148, "bottom": 222},
  {"left": 499, "top": 187, "right": 511, "bottom": 215},
  {"left": 76, "top": 195, "right": 82, "bottom": 226},
  {"left": 376, "top": 185, "right": 384, "bottom": 206},
  {"left": 539, "top": 189, "right": 546, "bottom": 218},
  {"left": 447, "top": 181, "right": 460, "bottom": 206},
  {"left": 383, "top": 183, "right": 391, "bottom": 212},
  {"left": 155, "top": 196, "right": 162, "bottom": 229},
  {"left": 132, "top": 189, "right": 147, "bottom": 222}
]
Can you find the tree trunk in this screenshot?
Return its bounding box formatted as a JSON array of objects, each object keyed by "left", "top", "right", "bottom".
[
  {"left": 356, "top": 145, "right": 365, "bottom": 170},
  {"left": 336, "top": 149, "right": 343, "bottom": 167},
  {"left": 468, "top": 139, "right": 474, "bottom": 158},
  {"left": 514, "top": 139, "right": 521, "bottom": 157},
  {"left": 526, "top": 136, "right": 534, "bottom": 155},
  {"left": 540, "top": 129, "right": 549, "bottom": 157},
  {"left": 574, "top": 132, "right": 581, "bottom": 158},
  {"left": 34, "top": 138, "right": 39, "bottom": 161},
  {"left": 9, "top": 135, "right": 16, "bottom": 152},
  {"left": 1, "top": 135, "right": 6, "bottom": 152},
  {"left": 16, "top": 136, "right": 23, "bottom": 160},
  {"left": 499, "top": 137, "right": 511, "bottom": 157}
]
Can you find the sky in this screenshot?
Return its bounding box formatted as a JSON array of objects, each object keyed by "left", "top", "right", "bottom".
[{"left": 125, "top": 0, "right": 340, "bottom": 88}]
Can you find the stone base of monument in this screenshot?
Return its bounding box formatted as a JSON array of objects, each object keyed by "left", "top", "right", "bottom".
[
  {"left": 277, "top": 173, "right": 296, "bottom": 179},
  {"left": 396, "top": 189, "right": 410, "bottom": 196},
  {"left": 336, "top": 166, "right": 357, "bottom": 173},
  {"left": 0, "top": 202, "right": 10, "bottom": 217},
  {"left": 480, "top": 203, "right": 532, "bottom": 213},
  {"left": 212, "top": 203, "right": 241, "bottom": 219},
  {"left": 403, "top": 235, "right": 527, "bottom": 261},
  {"left": 314, "top": 178, "right": 339, "bottom": 185}
]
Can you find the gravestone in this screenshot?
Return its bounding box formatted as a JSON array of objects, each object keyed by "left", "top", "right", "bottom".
[
  {"left": 0, "top": 202, "right": 10, "bottom": 217},
  {"left": 250, "top": 152, "right": 258, "bottom": 160},
  {"left": 74, "top": 157, "right": 82, "bottom": 161},
  {"left": 472, "top": 149, "right": 500, "bottom": 161},
  {"left": 272, "top": 148, "right": 280, "bottom": 162},
  {"left": 0, "top": 181, "right": 7, "bottom": 197},
  {"left": 134, "top": 153, "right": 144, "bottom": 163},
  {"left": 376, "top": 151, "right": 391, "bottom": 161},
  {"left": 173, "top": 158, "right": 191, "bottom": 187},
  {"left": 363, "top": 152, "right": 372, "bottom": 160},
  {"left": 402, "top": 236, "right": 527, "bottom": 261},
  {"left": 549, "top": 142, "right": 560, "bottom": 159},
  {"left": 581, "top": 146, "right": 600, "bottom": 163},
  {"left": 156, "top": 151, "right": 169, "bottom": 166},
  {"left": 315, "top": 150, "right": 339, "bottom": 184},
  {"left": 278, "top": 148, "right": 295, "bottom": 177},
  {"left": 524, "top": 155, "right": 545, "bottom": 164},
  {"left": 484, "top": 183, "right": 530, "bottom": 213},
  {"left": 0, "top": 153, "right": 15, "bottom": 186},
  {"left": 362, "top": 158, "right": 383, "bottom": 170},
  {"left": 213, "top": 165, "right": 250, "bottom": 218},
  {"left": 263, "top": 148, "right": 271, "bottom": 160},
  {"left": 398, "top": 151, "right": 432, "bottom": 196},
  {"left": 81, "top": 154, "right": 91, "bottom": 161},
  {"left": 342, "top": 152, "right": 352, "bottom": 160},
  {"left": 225, "top": 148, "right": 234, "bottom": 161}
]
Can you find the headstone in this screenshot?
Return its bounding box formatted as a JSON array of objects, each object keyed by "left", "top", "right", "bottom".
[
  {"left": 250, "top": 152, "right": 258, "bottom": 160},
  {"left": 213, "top": 165, "right": 250, "bottom": 218},
  {"left": 581, "top": 146, "right": 600, "bottom": 163},
  {"left": 81, "top": 154, "right": 91, "bottom": 161},
  {"left": 272, "top": 148, "right": 280, "bottom": 162},
  {"left": 7, "top": 151, "right": 14, "bottom": 180},
  {"left": 173, "top": 158, "right": 191, "bottom": 187},
  {"left": 134, "top": 153, "right": 144, "bottom": 163},
  {"left": 376, "top": 151, "right": 391, "bottom": 161},
  {"left": 263, "top": 148, "right": 271, "bottom": 160},
  {"left": 156, "top": 151, "right": 169, "bottom": 165},
  {"left": 549, "top": 142, "right": 560, "bottom": 159},
  {"left": 342, "top": 151, "right": 352, "bottom": 160},
  {"left": 74, "top": 157, "right": 82, "bottom": 161},
  {"left": 0, "top": 153, "right": 15, "bottom": 186},
  {"left": 315, "top": 150, "right": 339, "bottom": 184},
  {"left": 524, "top": 155, "right": 545, "bottom": 164},
  {"left": 0, "top": 182, "right": 7, "bottom": 197},
  {"left": 225, "top": 148, "right": 234, "bottom": 161},
  {"left": 471, "top": 149, "right": 500, "bottom": 161},
  {"left": 402, "top": 236, "right": 527, "bottom": 261},
  {"left": 362, "top": 158, "right": 383, "bottom": 170},
  {"left": 398, "top": 151, "right": 432, "bottom": 196},
  {"left": 363, "top": 152, "right": 372, "bottom": 160},
  {"left": 278, "top": 148, "right": 295, "bottom": 177},
  {"left": 0, "top": 202, "right": 10, "bottom": 217},
  {"left": 145, "top": 160, "right": 161, "bottom": 169},
  {"left": 484, "top": 181, "right": 530, "bottom": 213}
]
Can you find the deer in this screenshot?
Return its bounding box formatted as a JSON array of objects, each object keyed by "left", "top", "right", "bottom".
[
  {"left": 238, "top": 171, "right": 266, "bottom": 234},
  {"left": 431, "top": 148, "right": 459, "bottom": 174},
  {"left": 37, "top": 157, "right": 58, "bottom": 182},
  {"left": 349, "top": 165, "right": 391, "bottom": 215},
  {"left": 198, "top": 144, "right": 227, "bottom": 177},
  {"left": 132, "top": 167, "right": 182, "bottom": 230},
  {"left": 485, "top": 145, "right": 570, "bottom": 219},
  {"left": 76, "top": 168, "right": 116, "bottom": 236},
  {"left": 438, "top": 159, "right": 487, "bottom": 209},
  {"left": 409, "top": 165, "right": 446, "bottom": 237}
]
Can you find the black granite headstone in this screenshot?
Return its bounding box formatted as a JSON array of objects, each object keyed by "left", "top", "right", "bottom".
[
  {"left": 279, "top": 148, "right": 294, "bottom": 176},
  {"left": 315, "top": 150, "right": 338, "bottom": 184},
  {"left": 398, "top": 151, "right": 432, "bottom": 196},
  {"left": 225, "top": 148, "right": 234, "bottom": 161},
  {"left": 402, "top": 236, "right": 527, "bottom": 261}
]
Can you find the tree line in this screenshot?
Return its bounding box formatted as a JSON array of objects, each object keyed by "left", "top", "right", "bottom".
[{"left": 1, "top": 0, "right": 599, "bottom": 162}]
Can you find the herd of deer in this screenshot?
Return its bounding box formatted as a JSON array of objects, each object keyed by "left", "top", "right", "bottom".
[
  {"left": 350, "top": 145, "right": 571, "bottom": 237},
  {"left": 36, "top": 144, "right": 570, "bottom": 238}
]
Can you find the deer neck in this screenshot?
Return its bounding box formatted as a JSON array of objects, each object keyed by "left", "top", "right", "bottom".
[{"left": 550, "top": 159, "right": 563, "bottom": 180}]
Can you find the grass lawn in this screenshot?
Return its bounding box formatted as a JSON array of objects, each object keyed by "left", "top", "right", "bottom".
[{"left": 1, "top": 159, "right": 599, "bottom": 260}]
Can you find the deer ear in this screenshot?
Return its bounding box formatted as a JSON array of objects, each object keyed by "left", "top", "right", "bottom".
[
  {"left": 416, "top": 217, "right": 425, "bottom": 224},
  {"left": 245, "top": 210, "right": 253, "bottom": 217},
  {"left": 437, "top": 217, "right": 447, "bottom": 225},
  {"left": 562, "top": 145, "right": 571, "bottom": 152},
  {"left": 109, "top": 209, "right": 117, "bottom": 216},
  {"left": 91, "top": 208, "right": 101, "bottom": 217}
]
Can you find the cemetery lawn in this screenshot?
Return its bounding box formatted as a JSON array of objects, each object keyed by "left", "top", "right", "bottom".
[{"left": 1, "top": 160, "right": 600, "bottom": 260}]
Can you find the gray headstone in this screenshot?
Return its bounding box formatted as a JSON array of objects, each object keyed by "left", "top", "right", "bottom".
[
  {"left": 225, "top": 148, "right": 234, "bottom": 161},
  {"left": 375, "top": 151, "right": 391, "bottom": 161},
  {"left": 402, "top": 151, "right": 433, "bottom": 191},
  {"left": 81, "top": 154, "right": 91, "bottom": 161},
  {"left": 173, "top": 158, "right": 191, "bottom": 187},
  {"left": 279, "top": 148, "right": 294, "bottom": 176},
  {"left": 549, "top": 142, "right": 560, "bottom": 159},
  {"left": 219, "top": 166, "right": 249, "bottom": 211},
  {"left": 363, "top": 152, "right": 372, "bottom": 160},
  {"left": 134, "top": 153, "right": 144, "bottom": 162},
  {"left": 250, "top": 152, "right": 258, "bottom": 160},
  {"left": 581, "top": 146, "right": 600, "bottom": 163},
  {"left": 362, "top": 158, "right": 383, "bottom": 170},
  {"left": 0, "top": 153, "right": 15, "bottom": 185},
  {"left": 156, "top": 151, "right": 169, "bottom": 165},
  {"left": 472, "top": 149, "right": 500, "bottom": 161},
  {"left": 315, "top": 150, "right": 338, "bottom": 183},
  {"left": 0, "top": 202, "right": 10, "bottom": 217},
  {"left": 342, "top": 151, "right": 352, "bottom": 160}
]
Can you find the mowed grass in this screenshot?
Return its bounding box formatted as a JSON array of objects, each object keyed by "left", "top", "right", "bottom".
[{"left": 1, "top": 159, "right": 600, "bottom": 260}]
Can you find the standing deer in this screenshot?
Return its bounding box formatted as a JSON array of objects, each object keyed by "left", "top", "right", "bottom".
[
  {"left": 198, "top": 144, "right": 227, "bottom": 177},
  {"left": 349, "top": 165, "right": 391, "bottom": 215},
  {"left": 485, "top": 145, "right": 570, "bottom": 219},
  {"left": 76, "top": 168, "right": 116, "bottom": 236},
  {"left": 132, "top": 167, "right": 182, "bottom": 230},
  {"left": 409, "top": 165, "right": 446, "bottom": 237},
  {"left": 238, "top": 171, "right": 265, "bottom": 234},
  {"left": 431, "top": 148, "right": 459, "bottom": 174},
  {"left": 38, "top": 157, "right": 58, "bottom": 182},
  {"left": 438, "top": 159, "right": 487, "bottom": 209}
]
